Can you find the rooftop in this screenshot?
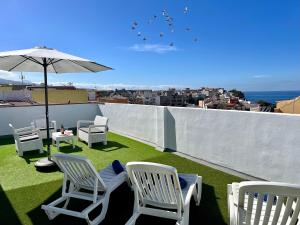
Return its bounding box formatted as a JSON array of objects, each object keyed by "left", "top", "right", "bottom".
[
  {"left": 1, "top": 102, "right": 300, "bottom": 225},
  {"left": 0, "top": 132, "right": 241, "bottom": 225}
]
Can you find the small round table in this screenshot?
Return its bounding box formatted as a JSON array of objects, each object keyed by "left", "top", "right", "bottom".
[{"left": 52, "top": 132, "right": 75, "bottom": 150}]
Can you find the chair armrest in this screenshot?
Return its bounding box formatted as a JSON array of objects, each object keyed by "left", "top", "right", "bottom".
[
  {"left": 88, "top": 124, "right": 108, "bottom": 133},
  {"left": 50, "top": 121, "right": 57, "bottom": 131},
  {"left": 77, "top": 120, "right": 94, "bottom": 128},
  {"left": 89, "top": 125, "right": 107, "bottom": 128}
]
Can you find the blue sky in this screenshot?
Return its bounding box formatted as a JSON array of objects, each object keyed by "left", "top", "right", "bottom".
[{"left": 0, "top": 0, "right": 299, "bottom": 91}]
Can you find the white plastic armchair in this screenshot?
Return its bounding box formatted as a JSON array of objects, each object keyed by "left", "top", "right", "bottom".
[
  {"left": 77, "top": 116, "right": 108, "bottom": 148},
  {"left": 9, "top": 123, "right": 43, "bottom": 156},
  {"left": 228, "top": 181, "right": 300, "bottom": 225},
  {"left": 31, "top": 118, "right": 57, "bottom": 139},
  {"left": 42, "top": 153, "right": 127, "bottom": 225},
  {"left": 125, "top": 162, "right": 202, "bottom": 225}
]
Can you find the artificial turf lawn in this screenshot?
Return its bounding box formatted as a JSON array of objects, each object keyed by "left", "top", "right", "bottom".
[{"left": 0, "top": 132, "right": 242, "bottom": 225}]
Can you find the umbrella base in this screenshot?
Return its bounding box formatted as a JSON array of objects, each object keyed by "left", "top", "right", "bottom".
[{"left": 35, "top": 157, "right": 58, "bottom": 172}]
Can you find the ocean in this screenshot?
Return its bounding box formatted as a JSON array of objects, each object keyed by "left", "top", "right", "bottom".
[{"left": 244, "top": 91, "right": 300, "bottom": 104}]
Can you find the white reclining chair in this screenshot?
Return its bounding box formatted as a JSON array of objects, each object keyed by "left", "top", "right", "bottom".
[
  {"left": 9, "top": 123, "right": 43, "bottom": 156},
  {"left": 228, "top": 181, "right": 300, "bottom": 225},
  {"left": 125, "top": 162, "right": 202, "bottom": 225},
  {"left": 42, "top": 154, "right": 127, "bottom": 225},
  {"left": 31, "top": 118, "right": 57, "bottom": 139},
  {"left": 77, "top": 116, "right": 108, "bottom": 148}
]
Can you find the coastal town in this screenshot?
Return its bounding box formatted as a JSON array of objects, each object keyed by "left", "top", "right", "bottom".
[{"left": 0, "top": 82, "right": 299, "bottom": 114}]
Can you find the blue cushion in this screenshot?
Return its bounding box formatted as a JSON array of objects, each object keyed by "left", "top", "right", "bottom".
[
  {"left": 253, "top": 193, "right": 277, "bottom": 203},
  {"left": 112, "top": 160, "right": 124, "bottom": 174},
  {"left": 179, "top": 176, "right": 187, "bottom": 189}
]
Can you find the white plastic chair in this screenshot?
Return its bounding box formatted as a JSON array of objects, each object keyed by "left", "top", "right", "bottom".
[
  {"left": 125, "top": 162, "right": 202, "bottom": 225},
  {"left": 228, "top": 181, "right": 300, "bottom": 225},
  {"left": 77, "top": 116, "right": 108, "bottom": 148},
  {"left": 31, "top": 118, "right": 57, "bottom": 139},
  {"left": 9, "top": 123, "right": 43, "bottom": 156},
  {"left": 42, "top": 154, "right": 128, "bottom": 225}
]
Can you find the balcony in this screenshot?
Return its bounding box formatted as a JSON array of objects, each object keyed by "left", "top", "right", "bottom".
[{"left": 1, "top": 103, "right": 300, "bottom": 225}]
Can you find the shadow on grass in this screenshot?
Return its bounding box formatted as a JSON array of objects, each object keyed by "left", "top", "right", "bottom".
[
  {"left": 0, "top": 185, "right": 22, "bottom": 225},
  {"left": 27, "top": 182, "right": 223, "bottom": 225},
  {"left": 58, "top": 145, "right": 83, "bottom": 154},
  {"left": 89, "top": 141, "right": 129, "bottom": 152},
  {"left": 21, "top": 145, "right": 82, "bottom": 164},
  {"left": 27, "top": 174, "right": 225, "bottom": 225},
  {"left": 21, "top": 150, "right": 48, "bottom": 164},
  {"left": 0, "top": 137, "right": 14, "bottom": 145},
  {"left": 27, "top": 182, "right": 134, "bottom": 225}
]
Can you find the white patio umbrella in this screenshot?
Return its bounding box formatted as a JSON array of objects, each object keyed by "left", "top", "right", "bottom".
[{"left": 0, "top": 46, "right": 112, "bottom": 168}]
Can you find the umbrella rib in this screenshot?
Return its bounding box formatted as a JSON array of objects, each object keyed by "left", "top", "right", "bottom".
[
  {"left": 89, "top": 61, "right": 113, "bottom": 70},
  {"left": 49, "top": 59, "right": 58, "bottom": 74},
  {"left": 51, "top": 59, "right": 63, "bottom": 64},
  {"left": 68, "top": 60, "right": 96, "bottom": 72},
  {"left": 21, "top": 56, "right": 43, "bottom": 66},
  {"left": 8, "top": 58, "right": 29, "bottom": 71}
]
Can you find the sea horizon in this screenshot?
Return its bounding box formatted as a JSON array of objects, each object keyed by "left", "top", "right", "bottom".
[{"left": 244, "top": 90, "right": 300, "bottom": 104}]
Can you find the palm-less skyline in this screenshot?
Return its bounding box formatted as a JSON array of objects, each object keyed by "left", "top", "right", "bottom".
[{"left": 0, "top": 0, "right": 299, "bottom": 91}]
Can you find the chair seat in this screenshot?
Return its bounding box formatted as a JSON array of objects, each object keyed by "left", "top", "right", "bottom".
[
  {"left": 179, "top": 173, "right": 198, "bottom": 200},
  {"left": 99, "top": 164, "right": 125, "bottom": 186},
  {"left": 19, "top": 134, "right": 40, "bottom": 142},
  {"left": 79, "top": 127, "right": 104, "bottom": 133}
]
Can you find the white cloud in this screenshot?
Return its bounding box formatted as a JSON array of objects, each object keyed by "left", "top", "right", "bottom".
[
  {"left": 40, "top": 81, "right": 183, "bottom": 90},
  {"left": 252, "top": 74, "right": 270, "bottom": 79},
  {"left": 128, "top": 44, "right": 178, "bottom": 54},
  {"left": 0, "top": 70, "right": 19, "bottom": 80}
]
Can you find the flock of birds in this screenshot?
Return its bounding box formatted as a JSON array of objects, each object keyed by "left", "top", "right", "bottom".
[{"left": 131, "top": 5, "right": 198, "bottom": 47}]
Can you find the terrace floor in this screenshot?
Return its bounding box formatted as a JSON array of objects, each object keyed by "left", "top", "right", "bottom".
[{"left": 0, "top": 132, "right": 242, "bottom": 225}]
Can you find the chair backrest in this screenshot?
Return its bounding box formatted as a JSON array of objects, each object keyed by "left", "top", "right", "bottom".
[
  {"left": 126, "top": 162, "right": 184, "bottom": 210},
  {"left": 9, "top": 123, "right": 36, "bottom": 136},
  {"left": 94, "top": 116, "right": 108, "bottom": 132},
  {"left": 9, "top": 123, "right": 17, "bottom": 138},
  {"left": 237, "top": 181, "right": 300, "bottom": 225},
  {"left": 94, "top": 116, "right": 108, "bottom": 126},
  {"left": 33, "top": 118, "right": 47, "bottom": 129},
  {"left": 53, "top": 154, "right": 107, "bottom": 192}
]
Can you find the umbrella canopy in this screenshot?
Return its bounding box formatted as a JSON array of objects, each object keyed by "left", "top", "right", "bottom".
[
  {"left": 0, "top": 46, "right": 112, "bottom": 167},
  {"left": 0, "top": 46, "right": 112, "bottom": 73}
]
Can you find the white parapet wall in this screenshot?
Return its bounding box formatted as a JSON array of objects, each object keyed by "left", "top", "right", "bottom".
[
  {"left": 98, "top": 103, "right": 166, "bottom": 149},
  {"left": 99, "top": 103, "right": 300, "bottom": 184},
  {"left": 0, "top": 103, "right": 100, "bottom": 136}
]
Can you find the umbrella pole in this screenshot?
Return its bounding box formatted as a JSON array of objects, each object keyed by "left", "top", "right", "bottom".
[
  {"left": 34, "top": 58, "right": 56, "bottom": 170},
  {"left": 43, "top": 58, "right": 51, "bottom": 160}
]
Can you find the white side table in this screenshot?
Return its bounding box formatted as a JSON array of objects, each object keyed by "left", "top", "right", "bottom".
[{"left": 52, "top": 132, "right": 75, "bottom": 150}]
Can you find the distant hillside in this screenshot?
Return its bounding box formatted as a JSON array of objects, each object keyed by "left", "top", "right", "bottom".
[{"left": 0, "top": 78, "right": 31, "bottom": 85}]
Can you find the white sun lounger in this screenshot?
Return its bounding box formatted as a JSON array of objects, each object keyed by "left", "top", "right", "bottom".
[
  {"left": 125, "top": 162, "right": 202, "bottom": 225},
  {"left": 228, "top": 181, "right": 300, "bottom": 225},
  {"left": 42, "top": 154, "right": 127, "bottom": 225}
]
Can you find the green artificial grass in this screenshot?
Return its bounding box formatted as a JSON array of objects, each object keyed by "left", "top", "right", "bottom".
[{"left": 0, "top": 132, "right": 242, "bottom": 225}]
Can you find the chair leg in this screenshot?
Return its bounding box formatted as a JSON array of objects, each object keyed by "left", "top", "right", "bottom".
[
  {"left": 180, "top": 204, "right": 190, "bottom": 225},
  {"left": 125, "top": 212, "right": 140, "bottom": 225},
  {"left": 87, "top": 196, "right": 110, "bottom": 225},
  {"left": 193, "top": 177, "right": 202, "bottom": 206},
  {"left": 103, "top": 141, "right": 107, "bottom": 145}
]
